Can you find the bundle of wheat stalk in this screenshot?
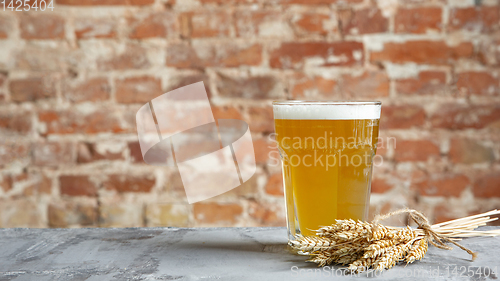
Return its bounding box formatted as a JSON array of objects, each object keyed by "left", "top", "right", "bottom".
[{"left": 290, "top": 209, "right": 500, "bottom": 272}]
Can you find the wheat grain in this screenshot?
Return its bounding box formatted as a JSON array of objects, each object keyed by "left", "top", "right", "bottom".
[
  {"left": 348, "top": 256, "right": 376, "bottom": 272},
  {"left": 369, "top": 224, "right": 391, "bottom": 241},
  {"left": 308, "top": 250, "right": 363, "bottom": 266},
  {"left": 318, "top": 220, "right": 372, "bottom": 239},
  {"left": 406, "top": 238, "right": 428, "bottom": 264},
  {"left": 373, "top": 242, "right": 410, "bottom": 271},
  {"left": 308, "top": 252, "right": 337, "bottom": 267},
  {"left": 290, "top": 235, "right": 337, "bottom": 252},
  {"left": 394, "top": 226, "right": 418, "bottom": 241},
  {"left": 316, "top": 226, "right": 340, "bottom": 238},
  {"left": 337, "top": 253, "right": 362, "bottom": 265},
  {"left": 335, "top": 230, "right": 366, "bottom": 240},
  {"left": 363, "top": 239, "right": 399, "bottom": 258},
  {"left": 331, "top": 246, "right": 361, "bottom": 257}
]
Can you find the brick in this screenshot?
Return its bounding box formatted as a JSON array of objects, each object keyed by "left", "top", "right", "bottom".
[
  {"left": 473, "top": 172, "right": 500, "bottom": 198},
  {"left": 265, "top": 172, "right": 283, "bottom": 196},
  {"left": 60, "top": 175, "right": 97, "bottom": 197},
  {"left": 56, "top": 0, "right": 154, "bottom": 5},
  {"left": 341, "top": 71, "right": 389, "bottom": 98},
  {"left": 246, "top": 106, "right": 274, "bottom": 133},
  {"left": 182, "top": 11, "right": 232, "bottom": 38},
  {"left": 173, "top": 136, "right": 223, "bottom": 164},
  {"left": 193, "top": 202, "right": 243, "bottom": 224},
  {"left": 456, "top": 72, "right": 499, "bottom": 96},
  {"left": 199, "top": 0, "right": 257, "bottom": 3},
  {"left": 115, "top": 76, "right": 162, "bottom": 104},
  {"left": 98, "top": 44, "right": 149, "bottom": 70},
  {"left": 99, "top": 202, "right": 144, "bottom": 227},
  {"left": 394, "top": 140, "right": 440, "bottom": 162},
  {"left": 166, "top": 42, "right": 262, "bottom": 68},
  {"left": 0, "top": 199, "right": 43, "bottom": 228},
  {"left": 380, "top": 105, "right": 426, "bottom": 129},
  {"left": 449, "top": 7, "right": 499, "bottom": 32},
  {"left": 20, "top": 14, "right": 65, "bottom": 39},
  {"left": 375, "top": 137, "right": 389, "bottom": 158},
  {"left": 77, "top": 142, "right": 125, "bottom": 163},
  {"left": 248, "top": 200, "right": 285, "bottom": 226},
  {"left": 478, "top": 39, "right": 500, "bottom": 66},
  {"left": 15, "top": 44, "right": 71, "bottom": 72},
  {"left": 449, "top": 138, "right": 495, "bottom": 164},
  {"left": 395, "top": 7, "right": 442, "bottom": 34},
  {"left": 10, "top": 174, "right": 30, "bottom": 195},
  {"left": 368, "top": 202, "right": 393, "bottom": 223},
  {"left": 33, "top": 141, "right": 74, "bottom": 167},
  {"left": 9, "top": 77, "right": 56, "bottom": 102},
  {"left": 128, "top": 11, "right": 178, "bottom": 39},
  {"left": 212, "top": 105, "right": 244, "bottom": 121},
  {"left": 370, "top": 41, "right": 473, "bottom": 65},
  {"left": 371, "top": 178, "right": 393, "bottom": 193},
  {"left": 0, "top": 176, "right": 12, "bottom": 194},
  {"left": 270, "top": 41, "right": 363, "bottom": 69},
  {"left": 291, "top": 11, "right": 333, "bottom": 36},
  {"left": 0, "top": 16, "right": 11, "bottom": 38},
  {"left": 64, "top": 78, "right": 111, "bottom": 103},
  {"left": 0, "top": 111, "right": 32, "bottom": 135},
  {"left": 128, "top": 142, "right": 144, "bottom": 163},
  {"left": 74, "top": 18, "right": 116, "bottom": 39},
  {"left": 38, "top": 107, "right": 131, "bottom": 135},
  {"left": 235, "top": 10, "right": 291, "bottom": 38},
  {"left": 48, "top": 201, "right": 98, "bottom": 228},
  {"left": 340, "top": 8, "right": 388, "bottom": 35},
  {"left": 216, "top": 73, "right": 282, "bottom": 99},
  {"left": 146, "top": 203, "right": 189, "bottom": 227},
  {"left": 165, "top": 72, "right": 211, "bottom": 96},
  {"left": 16, "top": 172, "right": 52, "bottom": 196},
  {"left": 0, "top": 141, "right": 31, "bottom": 168},
  {"left": 103, "top": 174, "right": 155, "bottom": 193},
  {"left": 252, "top": 136, "right": 277, "bottom": 164},
  {"left": 277, "top": 0, "right": 362, "bottom": 4},
  {"left": 412, "top": 174, "right": 469, "bottom": 197},
  {"left": 433, "top": 205, "right": 456, "bottom": 223},
  {"left": 396, "top": 71, "right": 447, "bottom": 96},
  {"left": 430, "top": 104, "right": 500, "bottom": 129},
  {"left": 228, "top": 173, "right": 258, "bottom": 197},
  {"left": 379, "top": 134, "right": 397, "bottom": 153},
  {"left": 164, "top": 170, "right": 185, "bottom": 195},
  {"left": 288, "top": 73, "right": 338, "bottom": 99}
]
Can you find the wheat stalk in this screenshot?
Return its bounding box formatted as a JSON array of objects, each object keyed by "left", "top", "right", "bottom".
[{"left": 290, "top": 209, "right": 500, "bottom": 272}]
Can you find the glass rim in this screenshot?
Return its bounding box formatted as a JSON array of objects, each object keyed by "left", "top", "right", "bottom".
[{"left": 272, "top": 100, "right": 382, "bottom": 106}]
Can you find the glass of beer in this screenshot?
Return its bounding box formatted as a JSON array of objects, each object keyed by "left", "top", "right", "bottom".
[{"left": 272, "top": 101, "right": 381, "bottom": 242}]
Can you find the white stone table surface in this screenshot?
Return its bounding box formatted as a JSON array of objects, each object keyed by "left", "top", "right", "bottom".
[{"left": 0, "top": 227, "right": 499, "bottom": 280}]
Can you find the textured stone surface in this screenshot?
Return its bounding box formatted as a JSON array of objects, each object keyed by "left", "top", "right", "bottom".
[{"left": 0, "top": 227, "right": 498, "bottom": 280}]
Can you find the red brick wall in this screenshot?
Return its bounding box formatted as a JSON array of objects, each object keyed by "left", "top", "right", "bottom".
[{"left": 0, "top": 0, "right": 499, "bottom": 228}]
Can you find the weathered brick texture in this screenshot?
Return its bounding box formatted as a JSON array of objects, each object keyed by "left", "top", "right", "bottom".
[{"left": 0, "top": 0, "right": 499, "bottom": 228}]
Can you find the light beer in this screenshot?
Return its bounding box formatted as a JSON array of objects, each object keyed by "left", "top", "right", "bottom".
[{"left": 273, "top": 101, "right": 381, "bottom": 239}]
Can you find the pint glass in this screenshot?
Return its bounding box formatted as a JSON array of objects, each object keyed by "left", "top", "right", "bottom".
[{"left": 272, "top": 101, "right": 381, "bottom": 241}]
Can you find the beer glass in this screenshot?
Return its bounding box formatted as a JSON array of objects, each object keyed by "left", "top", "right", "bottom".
[{"left": 272, "top": 101, "right": 381, "bottom": 241}]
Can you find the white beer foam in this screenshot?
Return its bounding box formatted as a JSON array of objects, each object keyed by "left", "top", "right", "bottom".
[{"left": 273, "top": 103, "right": 381, "bottom": 120}]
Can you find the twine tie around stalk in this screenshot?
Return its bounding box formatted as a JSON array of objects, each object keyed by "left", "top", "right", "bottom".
[{"left": 373, "top": 208, "right": 477, "bottom": 260}]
